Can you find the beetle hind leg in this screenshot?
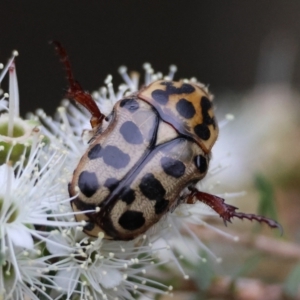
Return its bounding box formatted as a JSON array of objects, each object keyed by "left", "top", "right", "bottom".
[
  {"left": 187, "top": 188, "right": 282, "bottom": 233},
  {"left": 52, "top": 41, "right": 105, "bottom": 128}
]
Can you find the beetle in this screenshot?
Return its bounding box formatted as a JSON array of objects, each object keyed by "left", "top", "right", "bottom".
[{"left": 53, "top": 42, "right": 281, "bottom": 240}]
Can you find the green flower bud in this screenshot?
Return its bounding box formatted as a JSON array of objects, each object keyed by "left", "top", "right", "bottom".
[{"left": 0, "top": 114, "right": 40, "bottom": 165}]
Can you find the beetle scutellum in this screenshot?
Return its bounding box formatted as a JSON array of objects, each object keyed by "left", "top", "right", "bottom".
[{"left": 53, "top": 42, "right": 281, "bottom": 241}]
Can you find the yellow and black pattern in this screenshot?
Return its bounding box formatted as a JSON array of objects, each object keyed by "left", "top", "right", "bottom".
[
  {"left": 69, "top": 80, "right": 216, "bottom": 240},
  {"left": 138, "top": 80, "right": 218, "bottom": 153}
]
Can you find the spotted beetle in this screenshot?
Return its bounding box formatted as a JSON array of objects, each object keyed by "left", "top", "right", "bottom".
[{"left": 53, "top": 42, "right": 281, "bottom": 240}]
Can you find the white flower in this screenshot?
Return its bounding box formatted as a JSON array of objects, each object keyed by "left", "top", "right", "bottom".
[
  {"left": 0, "top": 51, "right": 41, "bottom": 167},
  {"left": 2, "top": 43, "right": 265, "bottom": 299},
  {"left": 29, "top": 61, "right": 226, "bottom": 298},
  {"left": 45, "top": 228, "right": 170, "bottom": 300},
  {"left": 0, "top": 51, "right": 69, "bottom": 249},
  {"left": 38, "top": 61, "right": 241, "bottom": 284},
  {"left": 0, "top": 51, "right": 89, "bottom": 300},
  {"left": 0, "top": 247, "right": 53, "bottom": 300},
  {"left": 0, "top": 41, "right": 282, "bottom": 299}
]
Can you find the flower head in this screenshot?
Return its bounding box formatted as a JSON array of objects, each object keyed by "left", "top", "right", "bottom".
[
  {"left": 39, "top": 60, "right": 241, "bottom": 281},
  {"left": 45, "top": 228, "right": 170, "bottom": 299},
  {"left": 0, "top": 51, "right": 176, "bottom": 299},
  {"left": 0, "top": 52, "right": 89, "bottom": 300},
  {"left": 0, "top": 51, "right": 41, "bottom": 166},
  {"left": 1, "top": 44, "right": 273, "bottom": 300}
]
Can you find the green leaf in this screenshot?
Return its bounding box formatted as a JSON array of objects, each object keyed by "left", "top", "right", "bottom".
[
  {"left": 232, "top": 254, "right": 262, "bottom": 279},
  {"left": 254, "top": 174, "right": 279, "bottom": 233},
  {"left": 0, "top": 251, "right": 5, "bottom": 266},
  {"left": 194, "top": 254, "right": 215, "bottom": 291},
  {"left": 284, "top": 262, "right": 300, "bottom": 297}
]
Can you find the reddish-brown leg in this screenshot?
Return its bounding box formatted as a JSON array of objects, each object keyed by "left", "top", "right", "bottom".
[
  {"left": 187, "top": 188, "right": 282, "bottom": 233},
  {"left": 51, "top": 41, "right": 105, "bottom": 128}
]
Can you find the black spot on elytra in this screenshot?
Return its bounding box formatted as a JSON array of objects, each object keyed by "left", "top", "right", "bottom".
[
  {"left": 160, "top": 81, "right": 195, "bottom": 95},
  {"left": 179, "top": 83, "right": 195, "bottom": 94},
  {"left": 154, "top": 199, "right": 169, "bottom": 214},
  {"left": 152, "top": 82, "right": 195, "bottom": 107},
  {"left": 152, "top": 89, "right": 169, "bottom": 105},
  {"left": 102, "top": 145, "right": 130, "bottom": 169},
  {"left": 72, "top": 197, "right": 96, "bottom": 211},
  {"left": 139, "top": 173, "right": 169, "bottom": 215},
  {"left": 104, "top": 177, "right": 119, "bottom": 192},
  {"left": 201, "top": 96, "right": 216, "bottom": 127},
  {"left": 194, "top": 155, "right": 208, "bottom": 173},
  {"left": 139, "top": 173, "right": 166, "bottom": 199},
  {"left": 159, "top": 81, "right": 177, "bottom": 94},
  {"left": 201, "top": 96, "right": 212, "bottom": 111},
  {"left": 160, "top": 81, "right": 174, "bottom": 87},
  {"left": 78, "top": 171, "right": 100, "bottom": 198},
  {"left": 160, "top": 157, "right": 186, "bottom": 178},
  {"left": 193, "top": 96, "right": 217, "bottom": 140},
  {"left": 118, "top": 210, "right": 145, "bottom": 230},
  {"left": 194, "top": 123, "right": 211, "bottom": 140},
  {"left": 83, "top": 221, "right": 95, "bottom": 231},
  {"left": 89, "top": 144, "right": 131, "bottom": 169},
  {"left": 119, "top": 121, "right": 143, "bottom": 144},
  {"left": 88, "top": 144, "right": 102, "bottom": 160},
  {"left": 176, "top": 98, "right": 196, "bottom": 119},
  {"left": 120, "top": 98, "right": 139, "bottom": 112},
  {"left": 121, "top": 188, "right": 136, "bottom": 205}
]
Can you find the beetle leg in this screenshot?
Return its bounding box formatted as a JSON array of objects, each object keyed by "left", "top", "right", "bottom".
[
  {"left": 187, "top": 187, "right": 282, "bottom": 233},
  {"left": 52, "top": 41, "right": 105, "bottom": 128}
]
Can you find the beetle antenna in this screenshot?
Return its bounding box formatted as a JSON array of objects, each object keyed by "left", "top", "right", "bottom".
[{"left": 51, "top": 40, "right": 105, "bottom": 128}]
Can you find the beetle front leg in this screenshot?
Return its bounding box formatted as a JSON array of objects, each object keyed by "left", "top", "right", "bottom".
[
  {"left": 187, "top": 188, "right": 282, "bottom": 233},
  {"left": 52, "top": 41, "right": 105, "bottom": 128}
]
